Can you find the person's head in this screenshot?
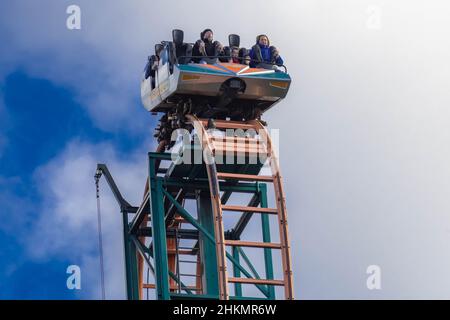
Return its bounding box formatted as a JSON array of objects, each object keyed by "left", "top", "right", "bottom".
[
  {"left": 155, "top": 44, "right": 164, "bottom": 57},
  {"left": 231, "top": 47, "right": 239, "bottom": 59},
  {"left": 201, "top": 29, "right": 214, "bottom": 42},
  {"left": 256, "top": 34, "right": 270, "bottom": 47}
]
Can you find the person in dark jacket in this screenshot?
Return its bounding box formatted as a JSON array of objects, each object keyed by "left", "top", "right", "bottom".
[
  {"left": 249, "top": 34, "right": 283, "bottom": 68},
  {"left": 192, "top": 28, "right": 224, "bottom": 63}
]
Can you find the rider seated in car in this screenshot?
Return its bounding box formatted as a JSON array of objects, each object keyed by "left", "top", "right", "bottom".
[
  {"left": 249, "top": 34, "right": 283, "bottom": 69},
  {"left": 192, "top": 28, "right": 224, "bottom": 64},
  {"left": 145, "top": 44, "right": 163, "bottom": 89},
  {"left": 229, "top": 47, "right": 250, "bottom": 65}
]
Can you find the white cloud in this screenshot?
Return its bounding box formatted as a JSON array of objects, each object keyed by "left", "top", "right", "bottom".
[
  {"left": 28, "top": 138, "right": 154, "bottom": 299},
  {"left": 265, "top": 0, "right": 450, "bottom": 298}
]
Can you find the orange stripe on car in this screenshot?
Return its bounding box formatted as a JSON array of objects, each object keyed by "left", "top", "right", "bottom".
[{"left": 240, "top": 68, "right": 272, "bottom": 74}]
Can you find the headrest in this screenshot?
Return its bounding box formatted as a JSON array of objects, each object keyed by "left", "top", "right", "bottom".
[
  {"left": 229, "top": 34, "right": 240, "bottom": 48},
  {"left": 172, "top": 29, "right": 184, "bottom": 46}
]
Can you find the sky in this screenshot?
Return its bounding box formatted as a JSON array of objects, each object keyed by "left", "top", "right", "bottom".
[{"left": 1, "top": 0, "right": 450, "bottom": 299}]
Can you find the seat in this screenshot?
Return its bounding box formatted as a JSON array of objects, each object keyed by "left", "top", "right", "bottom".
[
  {"left": 221, "top": 34, "right": 249, "bottom": 64},
  {"left": 172, "top": 29, "right": 192, "bottom": 65}
]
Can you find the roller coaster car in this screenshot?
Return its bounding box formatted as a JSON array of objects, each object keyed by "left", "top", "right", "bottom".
[{"left": 141, "top": 30, "right": 291, "bottom": 120}]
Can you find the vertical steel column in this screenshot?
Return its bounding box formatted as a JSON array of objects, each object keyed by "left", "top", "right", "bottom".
[
  {"left": 122, "top": 210, "right": 140, "bottom": 300},
  {"left": 196, "top": 190, "right": 219, "bottom": 297},
  {"left": 259, "top": 183, "right": 275, "bottom": 299},
  {"left": 148, "top": 155, "right": 170, "bottom": 300}
]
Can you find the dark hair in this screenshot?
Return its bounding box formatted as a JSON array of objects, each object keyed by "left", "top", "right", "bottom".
[{"left": 201, "top": 28, "right": 213, "bottom": 40}]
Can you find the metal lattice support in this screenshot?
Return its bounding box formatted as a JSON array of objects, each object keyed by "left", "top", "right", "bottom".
[{"left": 95, "top": 117, "right": 294, "bottom": 300}]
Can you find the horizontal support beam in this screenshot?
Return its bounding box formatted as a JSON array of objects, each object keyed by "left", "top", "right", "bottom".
[
  {"left": 228, "top": 278, "right": 285, "bottom": 286},
  {"left": 213, "top": 145, "right": 268, "bottom": 155},
  {"left": 197, "top": 119, "right": 257, "bottom": 130},
  {"left": 163, "top": 178, "right": 262, "bottom": 194},
  {"left": 211, "top": 136, "right": 261, "bottom": 144},
  {"left": 230, "top": 296, "right": 271, "bottom": 300},
  {"left": 225, "top": 240, "right": 281, "bottom": 249},
  {"left": 217, "top": 172, "right": 273, "bottom": 183},
  {"left": 168, "top": 249, "right": 196, "bottom": 255},
  {"left": 126, "top": 206, "right": 140, "bottom": 213},
  {"left": 143, "top": 284, "right": 201, "bottom": 291},
  {"left": 170, "top": 293, "right": 219, "bottom": 300},
  {"left": 166, "top": 229, "right": 198, "bottom": 239},
  {"left": 148, "top": 152, "right": 173, "bottom": 161},
  {"left": 170, "top": 293, "right": 270, "bottom": 300},
  {"left": 137, "top": 228, "right": 200, "bottom": 240},
  {"left": 222, "top": 205, "right": 278, "bottom": 214}
]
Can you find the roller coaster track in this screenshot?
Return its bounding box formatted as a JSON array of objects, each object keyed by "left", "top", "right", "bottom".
[{"left": 183, "top": 115, "right": 294, "bottom": 300}]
